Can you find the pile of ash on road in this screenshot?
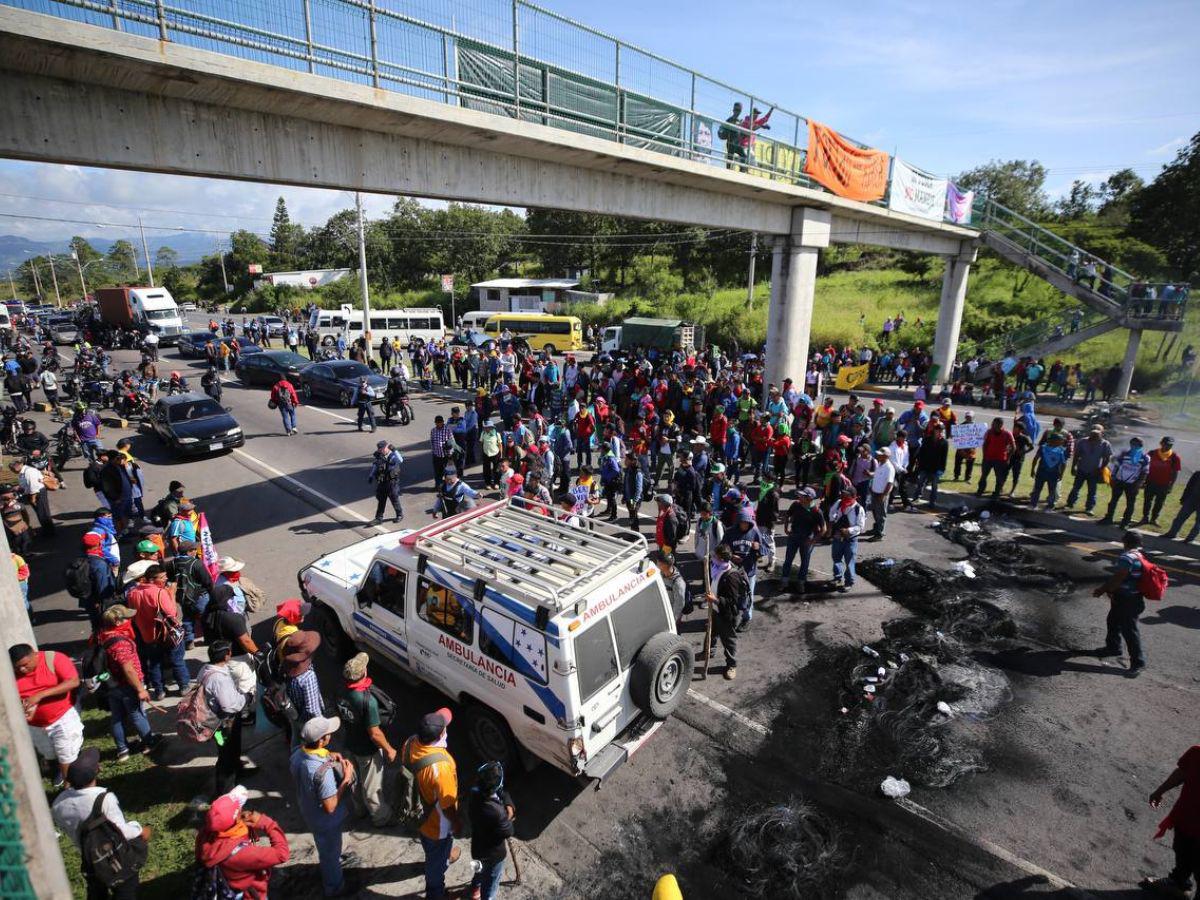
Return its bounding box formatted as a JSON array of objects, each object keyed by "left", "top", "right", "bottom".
[
  {"left": 818, "top": 553, "right": 1019, "bottom": 789},
  {"left": 719, "top": 799, "right": 847, "bottom": 899},
  {"left": 933, "top": 508, "right": 1071, "bottom": 594}
]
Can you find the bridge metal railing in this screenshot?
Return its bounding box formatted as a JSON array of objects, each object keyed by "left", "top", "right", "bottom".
[
  {"left": 970, "top": 195, "right": 1192, "bottom": 319},
  {"left": 967, "top": 306, "right": 1110, "bottom": 362},
  {"left": 2, "top": 0, "right": 910, "bottom": 209}
]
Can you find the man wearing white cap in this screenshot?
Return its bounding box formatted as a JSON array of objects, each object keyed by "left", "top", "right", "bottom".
[{"left": 290, "top": 714, "right": 359, "bottom": 896}]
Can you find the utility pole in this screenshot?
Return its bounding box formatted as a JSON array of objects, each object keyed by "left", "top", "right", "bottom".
[
  {"left": 216, "top": 240, "right": 231, "bottom": 294},
  {"left": 45, "top": 254, "right": 62, "bottom": 307},
  {"left": 356, "top": 191, "right": 373, "bottom": 361},
  {"left": 7, "top": 270, "right": 16, "bottom": 300},
  {"left": 26, "top": 258, "right": 42, "bottom": 300},
  {"left": 139, "top": 217, "right": 155, "bottom": 287},
  {"left": 746, "top": 232, "right": 758, "bottom": 307},
  {"left": 71, "top": 250, "right": 88, "bottom": 301}
]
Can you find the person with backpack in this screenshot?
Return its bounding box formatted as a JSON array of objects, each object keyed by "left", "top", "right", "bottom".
[
  {"left": 67, "top": 531, "right": 117, "bottom": 632},
  {"left": 198, "top": 640, "right": 250, "bottom": 798},
  {"left": 273, "top": 611, "right": 323, "bottom": 741},
  {"left": 650, "top": 551, "right": 689, "bottom": 623},
  {"left": 125, "top": 564, "right": 190, "bottom": 701},
  {"left": 194, "top": 788, "right": 290, "bottom": 900},
  {"left": 702, "top": 544, "right": 751, "bottom": 680},
  {"left": 204, "top": 559, "right": 259, "bottom": 658},
  {"left": 51, "top": 747, "right": 150, "bottom": 899},
  {"left": 467, "top": 760, "right": 515, "bottom": 900},
  {"left": 1092, "top": 531, "right": 1161, "bottom": 675},
  {"left": 720, "top": 508, "right": 762, "bottom": 623},
  {"left": 402, "top": 708, "right": 462, "bottom": 900},
  {"left": 829, "top": 484, "right": 867, "bottom": 593},
  {"left": 337, "top": 653, "right": 398, "bottom": 828},
  {"left": 166, "top": 540, "right": 214, "bottom": 650},
  {"left": 289, "top": 715, "right": 360, "bottom": 897},
  {"left": 1101, "top": 437, "right": 1150, "bottom": 529},
  {"left": 11, "top": 642, "right": 83, "bottom": 789},
  {"left": 654, "top": 494, "right": 685, "bottom": 556},
  {"left": 93, "top": 605, "right": 164, "bottom": 761},
  {"left": 269, "top": 374, "right": 300, "bottom": 436}
]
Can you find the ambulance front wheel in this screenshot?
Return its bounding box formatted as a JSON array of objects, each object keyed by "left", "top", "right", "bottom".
[
  {"left": 630, "top": 633, "right": 693, "bottom": 719},
  {"left": 464, "top": 703, "right": 517, "bottom": 770}
]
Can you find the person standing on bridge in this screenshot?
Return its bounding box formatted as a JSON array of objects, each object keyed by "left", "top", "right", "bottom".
[{"left": 720, "top": 102, "right": 747, "bottom": 170}]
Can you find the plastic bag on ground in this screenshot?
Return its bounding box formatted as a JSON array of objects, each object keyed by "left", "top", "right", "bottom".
[{"left": 952, "top": 560, "right": 977, "bottom": 579}]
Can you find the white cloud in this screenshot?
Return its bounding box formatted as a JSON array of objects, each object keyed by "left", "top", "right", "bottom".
[{"left": 1147, "top": 135, "right": 1187, "bottom": 156}]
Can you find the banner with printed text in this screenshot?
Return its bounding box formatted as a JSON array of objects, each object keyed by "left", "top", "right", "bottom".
[
  {"left": 834, "top": 364, "right": 870, "bottom": 390},
  {"left": 198, "top": 512, "right": 220, "bottom": 582},
  {"left": 950, "top": 421, "right": 989, "bottom": 450},
  {"left": 803, "top": 121, "right": 890, "bottom": 202},
  {"left": 888, "top": 158, "right": 948, "bottom": 222},
  {"left": 946, "top": 181, "right": 976, "bottom": 224}
]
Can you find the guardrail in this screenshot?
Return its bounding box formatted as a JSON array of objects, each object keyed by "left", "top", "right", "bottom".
[
  {"left": 2, "top": 0, "right": 910, "bottom": 210},
  {"left": 968, "top": 306, "right": 1109, "bottom": 361},
  {"left": 971, "top": 196, "right": 1192, "bottom": 318}
]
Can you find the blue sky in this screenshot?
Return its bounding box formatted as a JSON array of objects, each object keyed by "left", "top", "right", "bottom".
[{"left": 1, "top": 0, "right": 1196, "bottom": 246}]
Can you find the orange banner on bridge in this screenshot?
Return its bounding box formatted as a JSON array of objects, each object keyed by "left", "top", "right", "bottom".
[{"left": 803, "top": 121, "right": 891, "bottom": 202}]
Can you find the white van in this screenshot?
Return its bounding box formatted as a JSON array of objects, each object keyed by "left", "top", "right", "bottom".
[
  {"left": 298, "top": 498, "right": 691, "bottom": 780},
  {"left": 310, "top": 307, "right": 446, "bottom": 349},
  {"left": 459, "top": 310, "right": 495, "bottom": 332},
  {"left": 0, "top": 308, "right": 11, "bottom": 332}
]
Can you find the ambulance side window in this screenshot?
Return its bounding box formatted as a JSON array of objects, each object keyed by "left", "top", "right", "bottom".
[
  {"left": 357, "top": 562, "right": 406, "bottom": 616},
  {"left": 416, "top": 577, "right": 474, "bottom": 644},
  {"left": 574, "top": 619, "right": 618, "bottom": 702}
]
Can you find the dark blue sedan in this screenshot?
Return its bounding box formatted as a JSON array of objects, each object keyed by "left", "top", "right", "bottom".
[{"left": 298, "top": 360, "right": 388, "bottom": 406}]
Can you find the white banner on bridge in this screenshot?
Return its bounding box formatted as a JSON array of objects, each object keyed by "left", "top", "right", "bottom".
[{"left": 888, "top": 158, "right": 948, "bottom": 222}]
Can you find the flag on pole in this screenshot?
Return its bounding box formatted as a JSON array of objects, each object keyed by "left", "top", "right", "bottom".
[{"left": 198, "top": 512, "right": 220, "bottom": 581}]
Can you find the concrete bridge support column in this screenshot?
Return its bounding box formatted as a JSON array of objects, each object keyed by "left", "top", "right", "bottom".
[
  {"left": 1117, "top": 328, "right": 1142, "bottom": 399},
  {"left": 763, "top": 207, "right": 831, "bottom": 391},
  {"left": 931, "top": 242, "right": 978, "bottom": 385}
]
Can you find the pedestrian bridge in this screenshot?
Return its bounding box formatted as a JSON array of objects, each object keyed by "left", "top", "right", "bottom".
[{"left": 0, "top": 1, "right": 1178, "bottom": 396}]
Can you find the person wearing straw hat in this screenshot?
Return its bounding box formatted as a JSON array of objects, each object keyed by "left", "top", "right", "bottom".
[
  {"left": 204, "top": 558, "right": 259, "bottom": 658},
  {"left": 338, "top": 653, "right": 398, "bottom": 828}
]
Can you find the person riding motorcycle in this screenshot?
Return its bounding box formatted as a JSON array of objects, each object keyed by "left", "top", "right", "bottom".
[
  {"left": 14, "top": 419, "right": 49, "bottom": 457},
  {"left": 166, "top": 371, "right": 189, "bottom": 395},
  {"left": 384, "top": 366, "right": 410, "bottom": 420}
]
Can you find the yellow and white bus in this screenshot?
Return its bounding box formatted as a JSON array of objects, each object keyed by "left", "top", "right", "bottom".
[{"left": 483, "top": 313, "right": 583, "bottom": 354}]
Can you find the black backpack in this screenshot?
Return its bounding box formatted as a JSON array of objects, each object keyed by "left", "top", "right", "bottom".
[
  {"left": 64, "top": 557, "right": 93, "bottom": 600},
  {"left": 255, "top": 640, "right": 297, "bottom": 729},
  {"left": 337, "top": 684, "right": 396, "bottom": 729},
  {"left": 80, "top": 637, "right": 133, "bottom": 682},
  {"left": 674, "top": 506, "right": 692, "bottom": 541},
  {"left": 716, "top": 568, "right": 751, "bottom": 624},
  {"left": 79, "top": 792, "right": 147, "bottom": 886}
]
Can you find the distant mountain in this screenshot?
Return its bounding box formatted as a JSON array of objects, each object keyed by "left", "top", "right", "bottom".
[{"left": 0, "top": 232, "right": 224, "bottom": 270}]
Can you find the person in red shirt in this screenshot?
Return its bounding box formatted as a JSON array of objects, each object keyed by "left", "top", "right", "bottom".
[
  {"left": 1143, "top": 436, "right": 1183, "bottom": 526},
  {"left": 976, "top": 418, "right": 1015, "bottom": 499},
  {"left": 748, "top": 416, "right": 774, "bottom": 483},
  {"left": 269, "top": 374, "right": 301, "bottom": 436},
  {"left": 94, "top": 605, "right": 164, "bottom": 760},
  {"left": 10, "top": 643, "right": 82, "bottom": 788},
  {"left": 195, "top": 789, "right": 290, "bottom": 899},
  {"left": 771, "top": 432, "right": 793, "bottom": 484},
  {"left": 125, "top": 563, "right": 191, "bottom": 700},
  {"left": 709, "top": 410, "right": 730, "bottom": 462},
  {"left": 574, "top": 405, "right": 596, "bottom": 469},
  {"left": 1142, "top": 744, "right": 1200, "bottom": 895}
]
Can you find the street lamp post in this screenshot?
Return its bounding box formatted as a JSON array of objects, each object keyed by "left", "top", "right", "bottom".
[
  {"left": 356, "top": 191, "right": 373, "bottom": 362},
  {"left": 6, "top": 270, "right": 15, "bottom": 301}
]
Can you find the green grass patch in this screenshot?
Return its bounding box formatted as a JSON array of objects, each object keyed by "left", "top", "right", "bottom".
[{"left": 47, "top": 706, "right": 211, "bottom": 900}]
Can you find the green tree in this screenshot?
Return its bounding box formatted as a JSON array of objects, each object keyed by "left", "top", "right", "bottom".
[
  {"left": 1055, "top": 180, "right": 1096, "bottom": 220},
  {"left": 955, "top": 159, "right": 1050, "bottom": 218},
  {"left": 300, "top": 208, "right": 358, "bottom": 270},
  {"left": 896, "top": 250, "right": 937, "bottom": 283},
  {"left": 154, "top": 246, "right": 180, "bottom": 271},
  {"left": 1097, "top": 168, "right": 1144, "bottom": 221},
  {"left": 426, "top": 204, "right": 524, "bottom": 291},
  {"left": 380, "top": 198, "right": 435, "bottom": 287},
  {"left": 106, "top": 239, "right": 139, "bottom": 278},
  {"left": 269, "top": 197, "right": 304, "bottom": 271},
  {"left": 69, "top": 236, "right": 102, "bottom": 265},
  {"left": 1129, "top": 132, "right": 1200, "bottom": 280}
]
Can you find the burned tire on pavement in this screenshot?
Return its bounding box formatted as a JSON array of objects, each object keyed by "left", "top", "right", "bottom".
[{"left": 629, "top": 632, "right": 693, "bottom": 719}]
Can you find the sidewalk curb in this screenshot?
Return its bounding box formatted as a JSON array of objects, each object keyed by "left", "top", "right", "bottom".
[{"left": 935, "top": 486, "right": 1200, "bottom": 562}]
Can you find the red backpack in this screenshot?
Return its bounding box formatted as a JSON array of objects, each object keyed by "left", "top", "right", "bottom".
[{"left": 1136, "top": 553, "right": 1169, "bottom": 601}]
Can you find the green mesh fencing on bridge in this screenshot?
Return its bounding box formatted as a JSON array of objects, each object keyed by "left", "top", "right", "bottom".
[
  {"left": 0, "top": 748, "right": 36, "bottom": 900},
  {"left": 0, "top": 0, "right": 893, "bottom": 204}
]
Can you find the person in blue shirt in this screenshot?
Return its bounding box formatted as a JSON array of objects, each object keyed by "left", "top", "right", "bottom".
[
  {"left": 598, "top": 446, "right": 621, "bottom": 521},
  {"left": 436, "top": 469, "right": 479, "bottom": 517},
  {"left": 87, "top": 508, "right": 122, "bottom": 569},
  {"left": 723, "top": 426, "right": 743, "bottom": 483},
  {"left": 290, "top": 715, "right": 359, "bottom": 897},
  {"left": 1029, "top": 431, "right": 1068, "bottom": 510},
  {"left": 1092, "top": 531, "right": 1148, "bottom": 673},
  {"left": 719, "top": 509, "right": 762, "bottom": 625}
]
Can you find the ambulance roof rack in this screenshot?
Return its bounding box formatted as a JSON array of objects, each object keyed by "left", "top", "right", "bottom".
[{"left": 401, "top": 498, "right": 648, "bottom": 614}]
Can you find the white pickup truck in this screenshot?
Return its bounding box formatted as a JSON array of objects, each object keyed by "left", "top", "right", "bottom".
[{"left": 298, "top": 499, "right": 692, "bottom": 779}]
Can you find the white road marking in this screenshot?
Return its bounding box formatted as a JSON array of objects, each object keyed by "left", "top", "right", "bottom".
[
  {"left": 231, "top": 448, "right": 389, "bottom": 533},
  {"left": 686, "top": 688, "right": 770, "bottom": 736},
  {"left": 894, "top": 798, "right": 1084, "bottom": 892}
]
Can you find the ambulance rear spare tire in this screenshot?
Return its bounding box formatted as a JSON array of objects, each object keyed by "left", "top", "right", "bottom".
[
  {"left": 463, "top": 704, "right": 516, "bottom": 769},
  {"left": 630, "top": 632, "right": 693, "bottom": 719}
]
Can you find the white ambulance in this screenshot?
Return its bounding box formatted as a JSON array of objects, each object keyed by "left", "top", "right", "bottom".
[{"left": 297, "top": 498, "right": 692, "bottom": 780}]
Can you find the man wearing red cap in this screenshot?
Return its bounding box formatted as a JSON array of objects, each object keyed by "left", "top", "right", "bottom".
[
  {"left": 194, "top": 788, "right": 290, "bottom": 899},
  {"left": 75, "top": 531, "right": 116, "bottom": 632},
  {"left": 402, "top": 707, "right": 461, "bottom": 899}
]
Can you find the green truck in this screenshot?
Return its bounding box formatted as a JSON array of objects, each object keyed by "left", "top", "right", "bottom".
[{"left": 600, "top": 318, "right": 705, "bottom": 353}]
